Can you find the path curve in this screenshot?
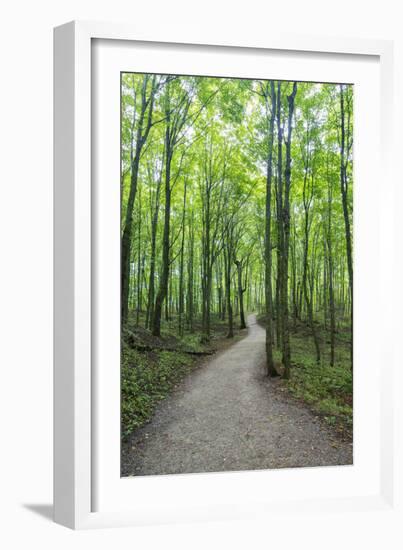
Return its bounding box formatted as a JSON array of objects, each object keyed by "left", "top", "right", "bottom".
[{"left": 122, "top": 314, "right": 352, "bottom": 476}]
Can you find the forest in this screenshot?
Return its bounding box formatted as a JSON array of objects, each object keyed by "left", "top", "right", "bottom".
[{"left": 120, "top": 73, "right": 353, "bottom": 443}]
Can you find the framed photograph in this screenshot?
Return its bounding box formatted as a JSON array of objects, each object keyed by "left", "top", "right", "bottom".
[{"left": 54, "top": 21, "right": 398, "bottom": 532}]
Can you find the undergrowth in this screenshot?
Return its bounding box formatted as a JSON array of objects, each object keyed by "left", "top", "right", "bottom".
[
  {"left": 121, "top": 343, "right": 195, "bottom": 439},
  {"left": 260, "top": 315, "right": 353, "bottom": 439}
]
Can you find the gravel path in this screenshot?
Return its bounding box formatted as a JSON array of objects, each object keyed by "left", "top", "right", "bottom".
[{"left": 122, "top": 314, "right": 353, "bottom": 476}]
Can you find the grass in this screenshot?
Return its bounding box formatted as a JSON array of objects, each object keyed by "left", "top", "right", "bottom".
[
  {"left": 121, "top": 311, "right": 245, "bottom": 440},
  {"left": 259, "top": 314, "right": 353, "bottom": 439}
]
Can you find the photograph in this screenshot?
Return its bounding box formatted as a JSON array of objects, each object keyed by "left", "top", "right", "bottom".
[
  {"left": 120, "top": 73, "right": 353, "bottom": 477},
  {"left": 2, "top": 0, "right": 398, "bottom": 542}
]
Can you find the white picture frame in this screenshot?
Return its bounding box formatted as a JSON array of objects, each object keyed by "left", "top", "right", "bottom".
[{"left": 54, "top": 20, "right": 400, "bottom": 533}]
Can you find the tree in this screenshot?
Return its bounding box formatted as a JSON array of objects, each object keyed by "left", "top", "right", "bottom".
[
  {"left": 261, "top": 80, "right": 278, "bottom": 376},
  {"left": 339, "top": 84, "right": 353, "bottom": 370},
  {"left": 152, "top": 78, "right": 194, "bottom": 336},
  {"left": 120, "top": 73, "right": 353, "bottom": 383},
  {"left": 121, "top": 74, "right": 160, "bottom": 325}
]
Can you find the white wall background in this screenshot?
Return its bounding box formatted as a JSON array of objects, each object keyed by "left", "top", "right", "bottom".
[{"left": 0, "top": 0, "right": 402, "bottom": 548}]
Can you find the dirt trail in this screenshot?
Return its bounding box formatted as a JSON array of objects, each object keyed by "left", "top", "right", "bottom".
[{"left": 122, "top": 313, "right": 352, "bottom": 476}]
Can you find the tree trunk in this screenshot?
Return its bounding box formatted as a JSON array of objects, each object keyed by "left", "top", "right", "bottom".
[
  {"left": 280, "top": 81, "right": 297, "bottom": 379},
  {"left": 224, "top": 245, "right": 234, "bottom": 338},
  {"left": 135, "top": 186, "right": 142, "bottom": 325},
  {"left": 152, "top": 148, "right": 172, "bottom": 336},
  {"left": 121, "top": 151, "right": 140, "bottom": 325},
  {"left": 235, "top": 259, "right": 247, "bottom": 329},
  {"left": 145, "top": 157, "right": 163, "bottom": 330},
  {"left": 178, "top": 179, "right": 187, "bottom": 336},
  {"left": 275, "top": 82, "right": 284, "bottom": 357},
  {"left": 339, "top": 84, "right": 353, "bottom": 371},
  {"left": 264, "top": 81, "right": 277, "bottom": 376},
  {"left": 186, "top": 209, "right": 195, "bottom": 332}
]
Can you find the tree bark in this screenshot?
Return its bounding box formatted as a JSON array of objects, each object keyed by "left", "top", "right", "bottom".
[
  {"left": 186, "top": 209, "right": 195, "bottom": 332},
  {"left": 178, "top": 179, "right": 187, "bottom": 336},
  {"left": 224, "top": 243, "right": 234, "bottom": 338},
  {"left": 145, "top": 157, "right": 163, "bottom": 330},
  {"left": 234, "top": 259, "right": 247, "bottom": 329},
  {"left": 280, "top": 81, "right": 297, "bottom": 379},
  {"left": 276, "top": 82, "right": 284, "bottom": 354},
  {"left": 339, "top": 84, "right": 353, "bottom": 371},
  {"left": 264, "top": 81, "right": 278, "bottom": 376}
]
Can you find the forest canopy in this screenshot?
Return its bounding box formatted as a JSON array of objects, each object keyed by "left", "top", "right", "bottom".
[{"left": 120, "top": 73, "right": 353, "bottom": 383}]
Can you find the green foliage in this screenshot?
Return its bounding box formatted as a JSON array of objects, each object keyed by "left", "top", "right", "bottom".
[{"left": 121, "top": 75, "right": 352, "bottom": 326}]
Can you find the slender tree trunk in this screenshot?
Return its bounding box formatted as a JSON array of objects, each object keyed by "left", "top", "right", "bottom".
[
  {"left": 152, "top": 149, "right": 172, "bottom": 336},
  {"left": 291, "top": 226, "right": 298, "bottom": 329},
  {"left": 224, "top": 244, "right": 234, "bottom": 338},
  {"left": 302, "top": 214, "right": 321, "bottom": 363},
  {"left": 145, "top": 157, "right": 163, "bottom": 330},
  {"left": 121, "top": 152, "right": 140, "bottom": 325},
  {"left": 275, "top": 81, "right": 284, "bottom": 356},
  {"left": 186, "top": 210, "right": 195, "bottom": 332},
  {"left": 281, "top": 81, "right": 297, "bottom": 379},
  {"left": 201, "top": 175, "right": 211, "bottom": 342},
  {"left": 264, "top": 81, "right": 277, "bottom": 376},
  {"left": 328, "top": 244, "right": 336, "bottom": 366},
  {"left": 178, "top": 179, "right": 187, "bottom": 336},
  {"left": 235, "top": 259, "right": 247, "bottom": 329},
  {"left": 339, "top": 84, "right": 353, "bottom": 370},
  {"left": 275, "top": 270, "right": 281, "bottom": 348},
  {"left": 323, "top": 240, "right": 328, "bottom": 331},
  {"left": 135, "top": 187, "right": 142, "bottom": 325}
]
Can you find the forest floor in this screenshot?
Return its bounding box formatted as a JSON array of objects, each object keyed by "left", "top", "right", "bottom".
[
  {"left": 257, "top": 314, "right": 353, "bottom": 440},
  {"left": 121, "top": 313, "right": 353, "bottom": 476}
]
